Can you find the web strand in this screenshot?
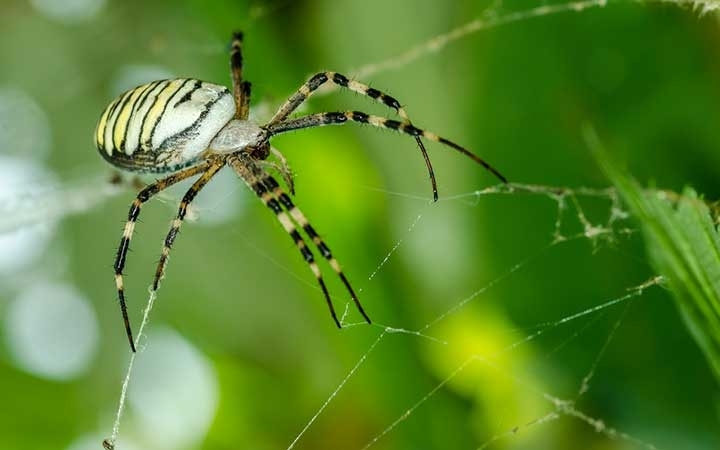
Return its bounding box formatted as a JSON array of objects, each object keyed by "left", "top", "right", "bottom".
[
  {"left": 279, "top": 174, "right": 651, "bottom": 449},
  {"left": 102, "top": 176, "right": 646, "bottom": 449},
  {"left": 0, "top": 175, "right": 123, "bottom": 234},
  {"left": 104, "top": 289, "right": 159, "bottom": 450},
  {"left": 348, "top": 0, "right": 608, "bottom": 79},
  {"left": 286, "top": 331, "right": 388, "bottom": 450},
  {"left": 356, "top": 278, "right": 661, "bottom": 450},
  {"left": 286, "top": 182, "right": 659, "bottom": 450}
]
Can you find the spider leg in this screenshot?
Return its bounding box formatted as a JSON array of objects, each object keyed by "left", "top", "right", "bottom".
[
  {"left": 267, "top": 72, "right": 437, "bottom": 200},
  {"left": 228, "top": 154, "right": 347, "bottom": 327},
  {"left": 113, "top": 161, "right": 213, "bottom": 352},
  {"left": 152, "top": 160, "right": 225, "bottom": 292},
  {"left": 269, "top": 71, "right": 410, "bottom": 124},
  {"left": 258, "top": 160, "right": 295, "bottom": 196},
  {"left": 263, "top": 174, "right": 371, "bottom": 325},
  {"left": 266, "top": 111, "right": 507, "bottom": 184},
  {"left": 258, "top": 146, "right": 295, "bottom": 195},
  {"left": 229, "top": 31, "right": 252, "bottom": 120}
]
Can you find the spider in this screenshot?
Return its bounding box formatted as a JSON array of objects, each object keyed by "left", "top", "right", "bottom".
[{"left": 96, "top": 32, "right": 507, "bottom": 352}]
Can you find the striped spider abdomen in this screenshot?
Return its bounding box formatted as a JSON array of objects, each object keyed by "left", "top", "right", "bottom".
[{"left": 95, "top": 78, "right": 236, "bottom": 173}]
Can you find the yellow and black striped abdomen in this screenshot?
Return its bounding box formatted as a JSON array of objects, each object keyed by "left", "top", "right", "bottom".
[{"left": 95, "top": 78, "right": 236, "bottom": 173}]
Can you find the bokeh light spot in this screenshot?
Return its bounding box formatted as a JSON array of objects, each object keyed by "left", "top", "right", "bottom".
[
  {"left": 0, "top": 157, "right": 57, "bottom": 275},
  {"left": 4, "top": 282, "right": 99, "bottom": 380},
  {"left": 0, "top": 87, "right": 51, "bottom": 160},
  {"left": 129, "top": 328, "right": 218, "bottom": 449},
  {"left": 30, "top": 0, "right": 106, "bottom": 24}
]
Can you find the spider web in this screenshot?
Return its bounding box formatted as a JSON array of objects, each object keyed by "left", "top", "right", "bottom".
[
  {"left": 0, "top": 1, "right": 713, "bottom": 449},
  {"left": 279, "top": 181, "right": 662, "bottom": 450},
  {"left": 79, "top": 1, "right": 716, "bottom": 448},
  {"left": 103, "top": 176, "right": 671, "bottom": 449}
]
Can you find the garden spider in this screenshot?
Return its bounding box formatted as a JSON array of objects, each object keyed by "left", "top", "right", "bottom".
[{"left": 96, "top": 32, "right": 507, "bottom": 352}]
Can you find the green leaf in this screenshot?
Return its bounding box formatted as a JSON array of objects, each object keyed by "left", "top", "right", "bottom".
[{"left": 585, "top": 126, "right": 720, "bottom": 384}]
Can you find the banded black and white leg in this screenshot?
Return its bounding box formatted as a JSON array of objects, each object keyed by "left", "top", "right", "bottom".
[
  {"left": 229, "top": 31, "right": 252, "bottom": 120},
  {"left": 152, "top": 160, "right": 226, "bottom": 292},
  {"left": 113, "top": 160, "right": 215, "bottom": 352},
  {"left": 269, "top": 71, "right": 413, "bottom": 124},
  {"left": 266, "top": 111, "right": 508, "bottom": 183},
  {"left": 262, "top": 174, "right": 370, "bottom": 324},
  {"left": 267, "top": 71, "right": 438, "bottom": 200},
  {"left": 228, "top": 153, "right": 368, "bottom": 326}
]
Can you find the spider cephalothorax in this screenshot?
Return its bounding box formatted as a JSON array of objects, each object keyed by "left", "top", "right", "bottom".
[{"left": 96, "top": 31, "right": 506, "bottom": 352}]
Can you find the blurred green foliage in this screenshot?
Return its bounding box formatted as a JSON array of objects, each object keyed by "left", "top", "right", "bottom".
[
  {"left": 1, "top": 0, "right": 720, "bottom": 449},
  {"left": 592, "top": 126, "right": 720, "bottom": 385}
]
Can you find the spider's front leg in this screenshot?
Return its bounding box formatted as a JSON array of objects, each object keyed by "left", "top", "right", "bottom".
[
  {"left": 267, "top": 111, "right": 507, "bottom": 185},
  {"left": 268, "top": 71, "right": 410, "bottom": 124},
  {"left": 267, "top": 71, "right": 438, "bottom": 200}
]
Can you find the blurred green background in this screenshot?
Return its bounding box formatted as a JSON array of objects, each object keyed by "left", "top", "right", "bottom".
[{"left": 1, "top": 0, "right": 719, "bottom": 449}]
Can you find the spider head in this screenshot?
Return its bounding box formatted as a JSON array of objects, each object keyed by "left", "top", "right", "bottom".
[{"left": 249, "top": 143, "right": 270, "bottom": 160}]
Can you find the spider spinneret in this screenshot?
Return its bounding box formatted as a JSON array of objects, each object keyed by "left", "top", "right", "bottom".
[{"left": 96, "top": 31, "right": 506, "bottom": 352}]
